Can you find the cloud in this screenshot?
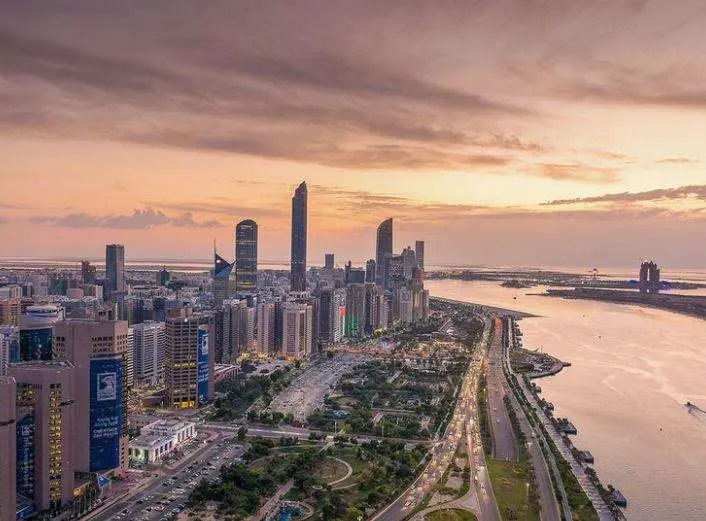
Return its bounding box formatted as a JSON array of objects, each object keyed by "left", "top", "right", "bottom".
[
  {"left": 530, "top": 163, "right": 620, "bottom": 183},
  {"left": 27, "top": 208, "right": 223, "bottom": 229},
  {"left": 144, "top": 201, "right": 286, "bottom": 219},
  {"left": 541, "top": 184, "right": 706, "bottom": 206},
  {"left": 655, "top": 157, "right": 698, "bottom": 164}
]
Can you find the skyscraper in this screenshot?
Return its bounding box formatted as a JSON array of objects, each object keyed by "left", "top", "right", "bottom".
[
  {"left": 257, "top": 302, "right": 275, "bottom": 354},
  {"left": 345, "top": 283, "right": 366, "bottom": 339},
  {"left": 324, "top": 253, "right": 335, "bottom": 270},
  {"left": 222, "top": 300, "right": 254, "bottom": 362},
  {"left": 376, "top": 218, "right": 393, "bottom": 289},
  {"left": 131, "top": 321, "right": 165, "bottom": 387},
  {"left": 365, "top": 259, "right": 377, "bottom": 283},
  {"left": 53, "top": 319, "right": 129, "bottom": 473},
  {"left": 81, "top": 260, "right": 96, "bottom": 285},
  {"left": 415, "top": 240, "right": 425, "bottom": 271},
  {"left": 18, "top": 304, "right": 63, "bottom": 362},
  {"left": 0, "top": 376, "right": 16, "bottom": 521},
  {"left": 290, "top": 181, "right": 308, "bottom": 292},
  {"left": 10, "top": 361, "right": 76, "bottom": 513},
  {"left": 165, "top": 310, "right": 199, "bottom": 409},
  {"left": 105, "top": 244, "right": 126, "bottom": 297},
  {"left": 282, "top": 303, "right": 312, "bottom": 359},
  {"left": 235, "top": 219, "right": 258, "bottom": 292},
  {"left": 213, "top": 250, "right": 234, "bottom": 308}
]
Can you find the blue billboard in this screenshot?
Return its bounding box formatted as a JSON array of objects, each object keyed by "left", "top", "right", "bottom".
[
  {"left": 90, "top": 356, "right": 123, "bottom": 472},
  {"left": 16, "top": 413, "right": 35, "bottom": 500},
  {"left": 18, "top": 327, "right": 52, "bottom": 361},
  {"left": 197, "top": 327, "right": 209, "bottom": 407}
]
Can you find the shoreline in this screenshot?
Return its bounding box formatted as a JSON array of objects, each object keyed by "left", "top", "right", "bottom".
[{"left": 430, "top": 296, "right": 538, "bottom": 319}]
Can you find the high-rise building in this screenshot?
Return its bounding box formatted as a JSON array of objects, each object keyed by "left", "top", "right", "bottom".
[
  {"left": 290, "top": 181, "right": 308, "bottom": 292},
  {"left": 257, "top": 302, "right": 275, "bottom": 354},
  {"left": 0, "top": 376, "right": 16, "bottom": 521},
  {"left": 81, "top": 260, "right": 97, "bottom": 285},
  {"left": 18, "top": 305, "right": 63, "bottom": 362},
  {"left": 156, "top": 268, "right": 170, "bottom": 287},
  {"left": 389, "top": 254, "right": 405, "bottom": 290},
  {"left": 393, "top": 287, "right": 414, "bottom": 324},
  {"left": 164, "top": 310, "right": 213, "bottom": 409},
  {"left": 223, "top": 300, "right": 254, "bottom": 362},
  {"left": 365, "top": 259, "right": 377, "bottom": 283},
  {"left": 376, "top": 218, "right": 393, "bottom": 289},
  {"left": 0, "top": 324, "right": 19, "bottom": 375},
  {"left": 53, "top": 319, "right": 129, "bottom": 473},
  {"left": 282, "top": 303, "right": 312, "bottom": 359},
  {"left": 334, "top": 295, "right": 346, "bottom": 343},
  {"left": 318, "top": 289, "right": 334, "bottom": 343},
  {"left": 401, "top": 246, "right": 417, "bottom": 279},
  {"left": 324, "top": 253, "right": 335, "bottom": 270},
  {"left": 105, "top": 244, "right": 126, "bottom": 297},
  {"left": 0, "top": 297, "right": 31, "bottom": 326},
  {"left": 235, "top": 219, "right": 258, "bottom": 292},
  {"left": 364, "top": 283, "right": 381, "bottom": 335},
  {"left": 213, "top": 251, "right": 235, "bottom": 308},
  {"left": 10, "top": 361, "right": 76, "bottom": 513},
  {"left": 126, "top": 327, "right": 134, "bottom": 388},
  {"left": 345, "top": 283, "right": 366, "bottom": 339},
  {"left": 415, "top": 240, "right": 425, "bottom": 271},
  {"left": 131, "top": 321, "right": 165, "bottom": 387}
]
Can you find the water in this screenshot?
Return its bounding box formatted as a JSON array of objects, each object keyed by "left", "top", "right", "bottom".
[{"left": 426, "top": 279, "right": 706, "bottom": 521}]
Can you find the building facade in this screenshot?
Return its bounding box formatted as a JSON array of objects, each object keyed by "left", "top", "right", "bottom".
[
  {"left": 235, "top": 219, "right": 258, "bottom": 292},
  {"left": 0, "top": 376, "right": 17, "bottom": 521},
  {"left": 131, "top": 321, "right": 165, "bottom": 387},
  {"left": 375, "top": 218, "right": 393, "bottom": 289},
  {"left": 105, "top": 244, "right": 126, "bottom": 297},
  {"left": 290, "top": 181, "right": 308, "bottom": 292},
  {"left": 282, "top": 303, "right": 312, "bottom": 359},
  {"left": 257, "top": 302, "right": 275, "bottom": 354},
  {"left": 18, "top": 305, "right": 63, "bottom": 362}
]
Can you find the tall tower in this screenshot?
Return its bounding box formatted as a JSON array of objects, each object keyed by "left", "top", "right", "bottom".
[
  {"left": 0, "top": 376, "right": 17, "bottom": 521},
  {"left": 376, "top": 218, "right": 393, "bottom": 289},
  {"left": 235, "top": 219, "right": 258, "bottom": 292},
  {"left": 415, "top": 240, "right": 425, "bottom": 271},
  {"left": 290, "top": 182, "right": 308, "bottom": 292},
  {"left": 105, "top": 244, "right": 126, "bottom": 297},
  {"left": 164, "top": 310, "right": 199, "bottom": 409},
  {"left": 213, "top": 249, "right": 234, "bottom": 308}
]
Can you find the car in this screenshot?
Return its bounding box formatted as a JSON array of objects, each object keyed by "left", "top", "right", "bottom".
[
  {"left": 136, "top": 500, "right": 144, "bottom": 504},
  {"left": 155, "top": 506, "right": 165, "bottom": 511}
]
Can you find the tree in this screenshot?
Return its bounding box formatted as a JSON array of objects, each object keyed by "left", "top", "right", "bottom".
[{"left": 237, "top": 426, "right": 247, "bottom": 441}]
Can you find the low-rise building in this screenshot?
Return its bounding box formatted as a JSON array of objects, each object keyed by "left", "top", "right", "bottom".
[{"left": 128, "top": 418, "right": 196, "bottom": 465}]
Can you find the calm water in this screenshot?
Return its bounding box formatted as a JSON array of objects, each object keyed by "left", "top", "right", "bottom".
[{"left": 427, "top": 280, "right": 706, "bottom": 521}]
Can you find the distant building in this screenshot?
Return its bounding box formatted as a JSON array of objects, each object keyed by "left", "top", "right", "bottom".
[
  {"left": 257, "top": 302, "right": 275, "bottom": 354},
  {"left": 365, "top": 259, "right": 377, "bottom": 283},
  {"left": 415, "top": 240, "right": 425, "bottom": 271},
  {"left": 18, "top": 304, "right": 63, "bottom": 362},
  {"left": 282, "top": 303, "right": 313, "bottom": 359},
  {"left": 156, "top": 267, "right": 170, "bottom": 287},
  {"left": 345, "top": 283, "right": 366, "bottom": 339},
  {"left": 105, "top": 244, "right": 126, "bottom": 297},
  {"left": 0, "top": 325, "right": 17, "bottom": 375},
  {"left": 389, "top": 254, "right": 405, "bottom": 290},
  {"left": 401, "top": 246, "right": 417, "bottom": 279},
  {"left": 0, "top": 376, "right": 16, "bottom": 521},
  {"left": 324, "top": 253, "right": 335, "bottom": 270},
  {"left": 81, "top": 260, "right": 97, "bottom": 285},
  {"left": 364, "top": 283, "right": 382, "bottom": 334},
  {"left": 223, "top": 300, "right": 254, "bottom": 361},
  {"left": 10, "top": 361, "right": 76, "bottom": 512},
  {"left": 131, "top": 321, "right": 165, "bottom": 387},
  {"left": 213, "top": 251, "right": 235, "bottom": 308},
  {"left": 235, "top": 219, "right": 258, "bottom": 292},
  {"left": 639, "top": 261, "right": 661, "bottom": 294},
  {"left": 376, "top": 218, "right": 393, "bottom": 289},
  {"left": 53, "top": 319, "right": 130, "bottom": 473},
  {"left": 290, "top": 182, "right": 308, "bottom": 292}
]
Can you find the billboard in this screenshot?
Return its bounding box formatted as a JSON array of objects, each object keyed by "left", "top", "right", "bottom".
[
  {"left": 16, "top": 413, "right": 35, "bottom": 500},
  {"left": 197, "top": 327, "right": 209, "bottom": 406},
  {"left": 90, "top": 356, "right": 123, "bottom": 472}
]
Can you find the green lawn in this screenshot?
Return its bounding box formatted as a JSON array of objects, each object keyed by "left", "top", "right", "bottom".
[
  {"left": 425, "top": 508, "right": 478, "bottom": 521},
  {"left": 487, "top": 459, "right": 540, "bottom": 521}
]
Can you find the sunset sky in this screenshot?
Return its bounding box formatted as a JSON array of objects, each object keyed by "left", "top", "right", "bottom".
[{"left": 1, "top": 1, "right": 705, "bottom": 268}]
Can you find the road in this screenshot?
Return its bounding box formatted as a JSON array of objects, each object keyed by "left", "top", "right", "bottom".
[
  {"left": 487, "top": 317, "right": 518, "bottom": 461},
  {"left": 88, "top": 432, "right": 245, "bottom": 521}
]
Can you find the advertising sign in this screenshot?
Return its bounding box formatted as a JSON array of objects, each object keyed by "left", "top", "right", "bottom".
[
  {"left": 197, "top": 327, "right": 209, "bottom": 406},
  {"left": 15, "top": 413, "right": 35, "bottom": 499},
  {"left": 90, "top": 356, "right": 123, "bottom": 472}
]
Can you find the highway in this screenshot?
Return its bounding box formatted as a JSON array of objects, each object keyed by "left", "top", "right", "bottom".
[{"left": 487, "top": 317, "right": 518, "bottom": 461}]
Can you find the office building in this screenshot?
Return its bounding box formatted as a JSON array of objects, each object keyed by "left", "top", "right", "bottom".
[
  {"left": 131, "top": 321, "right": 165, "bottom": 387},
  {"left": 282, "top": 303, "right": 313, "bottom": 359},
  {"left": 365, "top": 259, "right": 376, "bottom": 283},
  {"left": 415, "top": 241, "right": 425, "bottom": 271},
  {"left": 126, "top": 327, "right": 134, "bottom": 388},
  {"left": 156, "top": 268, "right": 170, "bottom": 287},
  {"left": 0, "top": 376, "right": 16, "bottom": 521},
  {"left": 290, "top": 181, "right": 308, "bottom": 292},
  {"left": 10, "top": 361, "right": 76, "bottom": 513},
  {"left": 389, "top": 254, "right": 405, "bottom": 290},
  {"left": 213, "top": 250, "right": 235, "bottom": 308},
  {"left": 345, "top": 283, "right": 366, "bottom": 339},
  {"left": 0, "top": 297, "right": 33, "bottom": 326},
  {"left": 257, "top": 302, "right": 275, "bottom": 354},
  {"left": 0, "top": 325, "right": 18, "bottom": 375},
  {"left": 401, "top": 246, "right": 417, "bottom": 279},
  {"left": 235, "top": 219, "right": 258, "bottom": 292},
  {"left": 164, "top": 310, "right": 213, "bottom": 409},
  {"left": 318, "top": 289, "right": 334, "bottom": 343},
  {"left": 81, "top": 261, "right": 97, "bottom": 285},
  {"left": 223, "top": 299, "right": 254, "bottom": 362},
  {"left": 376, "top": 218, "right": 393, "bottom": 289},
  {"left": 324, "top": 253, "right": 335, "bottom": 270},
  {"left": 53, "top": 319, "right": 129, "bottom": 473},
  {"left": 129, "top": 419, "right": 196, "bottom": 465},
  {"left": 18, "top": 304, "right": 63, "bottom": 362},
  {"left": 334, "top": 296, "right": 346, "bottom": 343},
  {"left": 0, "top": 285, "right": 22, "bottom": 300},
  {"left": 105, "top": 244, "right": 126, "bottom": 297}
]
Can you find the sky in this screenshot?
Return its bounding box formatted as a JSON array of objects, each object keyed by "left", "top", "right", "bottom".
[{"left": 1, "top": 0, "right": 705, "bottom": 269}]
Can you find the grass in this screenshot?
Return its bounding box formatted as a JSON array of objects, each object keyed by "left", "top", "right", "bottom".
[
  {"left": 425, "top": 508, "right": 478, "bottom": 521},
  {"left": 487, "top": 459, "right": 540, "bottom": 521}
]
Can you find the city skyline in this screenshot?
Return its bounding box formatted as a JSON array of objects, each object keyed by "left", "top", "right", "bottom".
[{"left": 2, "top": 2, "right": 706, "bottom": 269}]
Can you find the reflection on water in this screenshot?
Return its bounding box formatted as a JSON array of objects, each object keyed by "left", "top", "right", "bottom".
[{"left": 427, "top": 280, "right": 706, "bottom": 521}]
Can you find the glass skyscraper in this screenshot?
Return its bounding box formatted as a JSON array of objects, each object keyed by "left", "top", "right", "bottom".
[
  {"left": 290, "top": 182, "right": 308, "bottom": 292},
  {"left": 235, "top": 219, "right": 258, "bottom": 292},
  {"left": 376, "top": 218, "right": 393, "bottom": 289},
  {"left": 105, "top": 244, "right": 125, "bottom": 297}
]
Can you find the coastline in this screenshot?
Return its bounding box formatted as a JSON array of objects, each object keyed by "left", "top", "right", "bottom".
[{"left": 430, "top": 296, "right": 538, "bottom": 319}]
